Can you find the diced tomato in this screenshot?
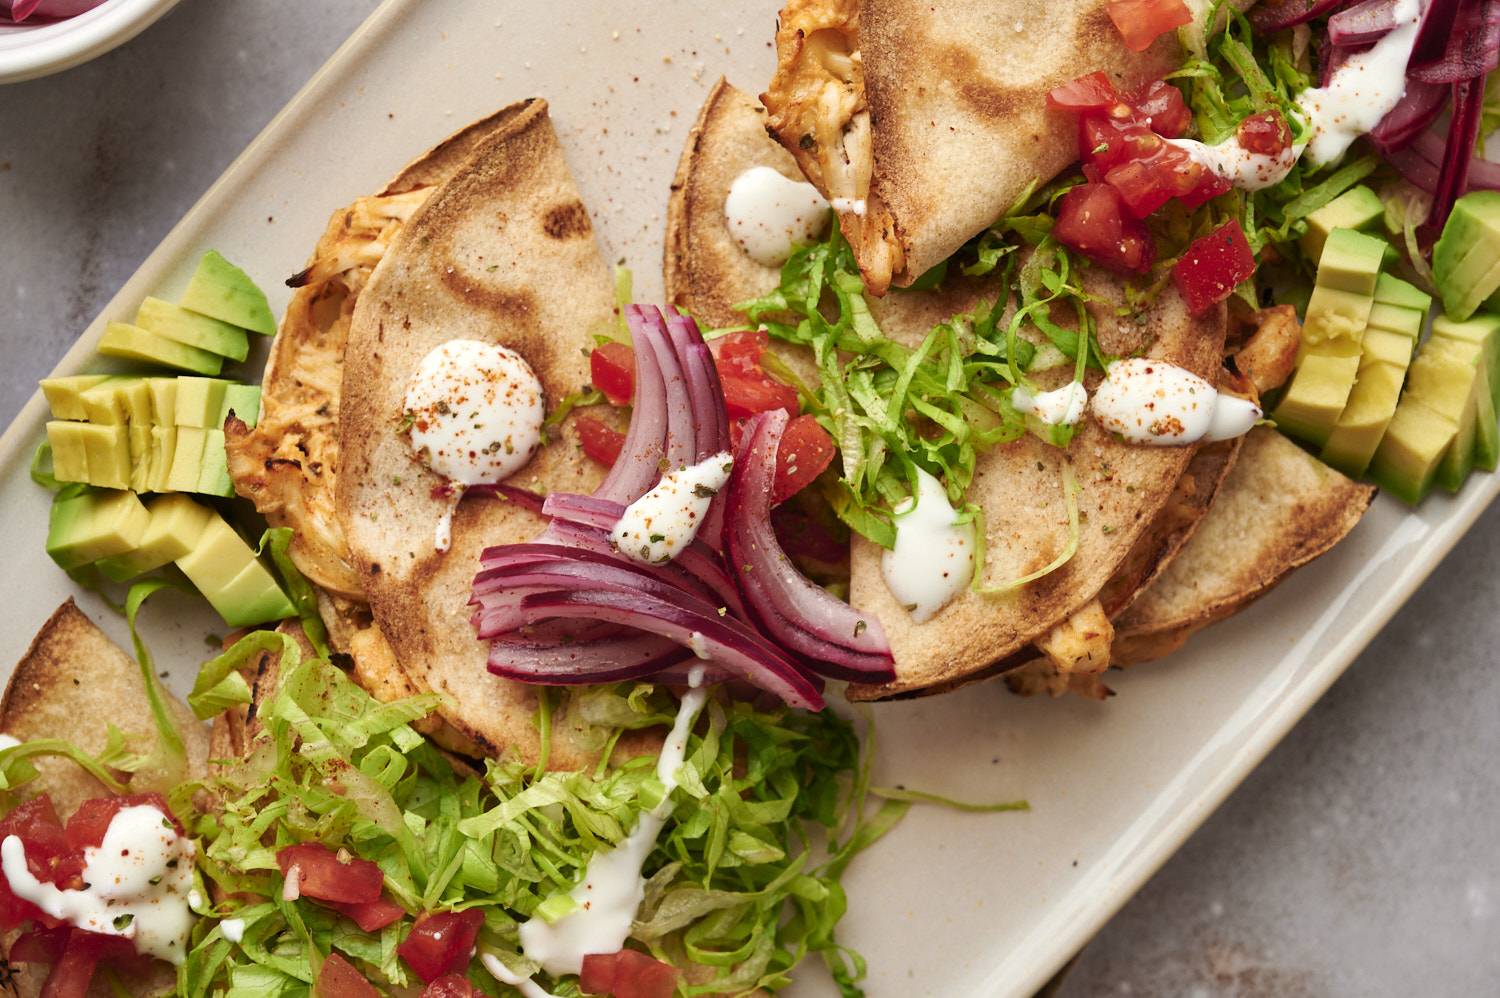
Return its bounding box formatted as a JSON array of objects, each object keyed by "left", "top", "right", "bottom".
[
  {"left": 1046, "top": 71, "right": 1128, "bottom": 115},
  {"left": 38, "top": 931, "right": 102, "bottom": 998},
  {"left": 9, "top": 925, "right": 69, "bottom": 964},
  {"left": 0, "top": 796, "right": 68, "bottom": 930},
  {"left": 276, "top": 843, "right": 384, "bottom": 905},
  {"left": 720, "top": 373, "right": 798, "bottom": 421},
  {"left": 396, "top": 910, "right": 484, "bottom": 983},
  {"left": 1176, "top": 170, "right": 1232, "bottom": 210},
  {"left": 772, "top": 414, "right": 836, "bottom": 503},
  {"left": 580, "top": 949, "right": 680, "bottom": 998},
  {"left": 421, "top": 974, "right": 478, "bottom": 998},
  {"left": 1105, "top": 143, "right": 1221, "bottom": 219},
  {"left": 590, "top": 341, "right": 636, "bottom": 406},
  {"left": 576, "top": 413, "right": 626, "bottom": 466},
  {"left": 1131, "top": 80, "right": 1191, "bottom": 138},
  {"left": 1053, "top": 183, "right": 1156, "bottom": 274},
  {"left": 64, "top": 793, "right": 179, "bottom": 854},
  {"left": 1172, "top": 219, "right": 1257, "bottom": 315},
  {"left": 1106, "top": 0, "right": 1193, "bottom": 53},
  {"left": 326, "top": 895, "right": 405, "bottom": 933},
  {"left": 711, "top": 329, "right": 771, "bottom": 376},
  {"left": 1080, "top": 116, "right": 1160, "bottom": 173},
  {"left": 316, "top": 951, "right": 381, "bottom": 998},
  {"left": 1236, "top": 110, "right": 1291, "bottom": 157}
]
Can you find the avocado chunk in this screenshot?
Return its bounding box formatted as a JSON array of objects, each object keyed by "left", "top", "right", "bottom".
[
  {"left": 219, "top": 384, "right": 262, "bottom": 429},
  {"left": 167, "top": 428, "right": 208, "bottom": 493},
  {"left": 1320, "top": 330, "right": 1414, "bottom": 478},
  {"left": 179, "top": 250, "right": 276, "bottom": 336},
  {"left": 1431, "top": 313, "right": 1500, "bottom": 410},
  {"left": 174, "top": 378, "right": 232, "bottom": 428},
  {"left": 1314, "top": 228, "right": 1389, "bottom": 296},
  {"left": 197, "top": 429, "right": 234, "bottom": 498},
  {"left": 76, "top": 424, "right": 131, "bottom": 490},
  {"left": 1273, "top": 346, "right": 1362, "bottom": 447},
  {"left": 99, "top": 322, "right": 223, "bottom": 376},
  {"left": 1433, "top": 191, "right": 1500, "bottom": 321},
  {"left": 1301, "top": 185, "right": 1384, "bottom": 262},
  {"left": 1301, "top": 285, "right": 1374, "bottom": 348},
  {"left": 1369, "top": 401, "right": 1457, "bottom": 505},
  {"left": 1365, "top": 302, "right": 1424, "bottom": 339},
  {"left": 41, "top": 375, "right": 113, "bottom": 421},
  {"left": 147, "top": 426, "right": 177, "bottom": 493},
  {"left": 1426, "top": 339, "right": 1486, "bottom": 492},
  {"left": 213, "top": 561, "right": 297, "bottom": 628},
  {"left": 175, "top": 516, "right": 294, "bottom": 626},
  {"left": 147, "top": 378, "right": 178, "bottom": 425},
  {"left": 1371, "top": 337, "right": 1486, "bottom": 502},
  {"left": 46, "top": 490, "right": 151, "bottom": 572},
  {"left": 96, "top": 494, "right": 215, "bottom": 582},
  {"left": 1373, "top": 273, "right": 1433, "bottom": 313},
  {"left": 80, "top": 378, "right": 151, "bottom": 427},
  {"left": 128, "top": 425, "right": 152, "bottom": 493},
  {"left": 44, "top": 422, "right": 90, "bottom": 484},
  {"left": 135, "top": 297, "right": 250, "bottom": 363}
]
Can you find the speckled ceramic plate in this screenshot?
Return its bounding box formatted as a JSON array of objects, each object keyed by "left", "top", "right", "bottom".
[{"left": 1, "top": 2, "right": 1492, "bottom": 995}]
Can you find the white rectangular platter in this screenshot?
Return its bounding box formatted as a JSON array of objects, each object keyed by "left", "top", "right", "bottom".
[{"left": 1, "top": 2, "right": 1493, "bottom": 995}]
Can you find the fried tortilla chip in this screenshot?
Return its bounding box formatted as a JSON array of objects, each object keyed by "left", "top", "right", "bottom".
[
  {"left": 338, "top": 99, "right": 637, "bottom": 768},
  {"left": 761, "top": 0, "right": 1180, "bottom": 292},
  {"left": 1112, "top": 426, "right": 1377, "bottom": 664}
]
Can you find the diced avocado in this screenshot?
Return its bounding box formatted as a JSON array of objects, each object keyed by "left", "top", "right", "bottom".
[
  {"left": 1315, "top": 228, "right": 1388, "bottom": 296},
  {"left": 45, "top": 490, "right": 151, "bottom": 572},
  {"left": 77, "top": 423, "right": 131, "bottom": 490},
  {"left": 1320, "top": 330, "right": 1414, "bottom": 478},
  {"left": 179, "top": 251, "right": 276, "bottom": 336},
  {"left": 197, "top": 430, "right": 234, "bottom": 498},
  {"left": 41, "top": 375, "right": 112, "bottom": 420},
  {"left": 1373, "top": 273, "right": 1433, "bottom": 313},
  {"left": 219, "top": 384, "right": 262, "bottom": 429},
  {"left": 128, "top": 425, "right": 152, "bottom": 493},
  {"left": 136, "top": 297, "right": 250, "bottom": 363},
  {"left": 96, "top": 494, "right": 214, "bottom": 582},
  {"left": 1273, "top": 348, "right": 1362, "bottom": 447},
  {"left": 99, "top": 322, "right": 223, "bottom": 376},
  {"left": 1301, "top": 285, "right": 1374, "bottom": 349},
  {"left": 1301, "top": 186, "right": 1384, "bottom": 262},
  {"left": 1475, "top": 369, "right": 1499, "bottom": 473},
  {"left": 174, "top": 378, "right": 232, "bottom": 428},
  {"left": 1372, "top": 337, "right": 1486, "bottom": 501},
  {"left": 147, "top": 378, "right": 178, "bottom": 425},
  {"left": 167, "top": 428, "right": 207, "bottom": 493},
  {"left": 1365, "top": 302, "right": 1424, "bottom": 339},
  {"left": 1431, "top": 312, "right": 1500, "bottom": 410},
  {"left": 45, "top": 422, "right": 90, "bottom": 484},
  {"left": 1432, "top": 191, "right": 1500, "bottom": 321},
  {"left": 147, "top": 426, "right": 177, "bottom": 493},
  {"left": 1420, "top": 338, "right": 1486, "bottom": 493},
  {"left": 79, "top": 378, "right": 151, "bottom": 427},
  {"left": 1370, "top": 400, "right": 1457, "bottom": 504},
  {"left": 211, "top": 560, "right": 296, "bottom": 628}
]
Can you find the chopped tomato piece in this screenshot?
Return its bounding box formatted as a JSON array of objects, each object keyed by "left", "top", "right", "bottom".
[
  {"left": 576, "top": 413, "right": 626, "bottom": 466},
  {"left": 326, "top": 895, "right": 405, "bottom": 932},
  {"left": 1172, "top": 219, "right": 1257, "bottom": 315},
  {"left": 397, "top": 910, "right": 484, "bottom": 983},
  {"left": 1107, "top": 0, "right": 1193, "bottom": 52},
  {"left": 1080, "top": 116, "right": 1162, "bottom": 173},
  {"left": 0, "top": 796, "right": 68, "bottom": 929},
  {"left": 772, "top": 414, "right": 836, "bottom": 503},
  {"left": 720, "top": 373, "right": 799, "bottom": 421},
  {"left": 590, "top": 341, "right": 636, "bottom": 406},
  {"left": 421, "top": 974, "right": 479, "bottom": 998},
  {"left": 1046, "top": 71, "right": 1128, "bottom": 115},
  {"left": 9, "top": 925, "right": 69, "bottom": 964},
  {"left": 1105, "top": 143, "right": 1220, "bottom": 219},
  {"left": 711, "top": 329, "right": 771, "bottom": 376},
  {"left": 1053, "top": 183, "right": 1156, "bottom": 274},
  {"left": 1132, "top": 80, "right": 1192, "bottom": 138},
  {"left": 316, "top": 951, "right": 380, "bottom": 998},
  {"left": 64, "top": 793, "right": 179, "bottom": 853},
  {"left": 38, "top": 931, "right": 102, "bottom": 998},
  {"left": 580, "top": 949, "right": 680, "bottom": 998},
  {"left": 1236, "top": 110, "right": 1292, "bottom": 157},
  {"left": 276, "top": 843, "right": 384, "bottom": 905},
  {"left": 1176, "top": 169, "right": 1232, "bottom": 210}
]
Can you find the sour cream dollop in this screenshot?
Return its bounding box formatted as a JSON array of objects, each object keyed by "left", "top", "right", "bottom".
[
  {"left": 1013, "top": 381, "right": 1089, "bottom": 425},
  {"left": 1091, "top": 358, "right": 1261, "bottom": 445},
  {"left": 611, "top": 453, "right": 732, "bottom": 564},
  {"left": 1, "top": 804, "right": 197, "bottom": 963},
  {"left": 881, "top": 468, "right": 975, "bottom": 623},
  {"left": 724, "top": 166, "right": 830, "bottom": 267}
]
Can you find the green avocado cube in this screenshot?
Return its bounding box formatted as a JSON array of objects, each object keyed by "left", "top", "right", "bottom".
[
  {"left": 46, "top": 489, "right": 151, "bottom": 571},
  {"left": 1374, "top": 273, "right": 1433, "bottom": 313},
  {"left": 75, "top": 424, "right": 131, "bottom": 490},
  {"left": 136, "top": 297, "right": 250, "bottom": 363},
  {"left": 1433, "top": 191, "right": 1500, "bottom": 321},
  {"left": 167, "top": 428, "right": 207, "bottom": 493},
  {"left": 96, "top": 494, "right": 215, "bottom": 582},
  {"left": 147, "top": 427, "right": 177, "bottom": 493},
  {"left": 1302, "top": 285, "right": 1374, "bottom": 349},
  {"left": 147, "top": 379, "right": 178, "bottom": 425},
  {"left": 1315, "top": 228, "right": 1389, "bottom": 296},
  {"left": 40, "top": 375, "right": 113, "bottom": 421},
  {"left": 1320, "top": 330, "right": 1414, "bottom": 478},
  {"left": 1365, "top": 303, "right": 1424, "bottom": 340},
  {"left": 174, "top": 378, "right": 232, "bottom": 428},
  {"left": 218, "top": 384, "right": 262, "bottom": 429},
  {"left": 175, "top": 515, "right": 254, "bottom": 593},
  {"left": 128, "top": 425, "right": 152, "bottom": 493},
  {"left": 44, "top": 422, "right": 90, "bottom": 484},
  {"left": 80, "top": 378, "right": 152, "bottom": 427},
  {"left": 1370, "top": 400, "right": 1457, "bottom": 505},
  {"left": 1273, "top": 347, "right": 1362, "bottom": 447},
  {"left": 211, "top": 560, "right": 296, "bottom": 628},
  {"left": 1431, "top": 312, "right": 1500, "bottom": 410},
  {"left": 1301, "top": 186, "right": 1384, "bottom": 263},
  {"left": 99, "top": 322, "right": 223, "bottom": 376},
  {"left": 197, "top": 429, "right": 234, "bottom": 497},
  {"left": 179, "top": 251, "right": 276, "bottom": 336}
]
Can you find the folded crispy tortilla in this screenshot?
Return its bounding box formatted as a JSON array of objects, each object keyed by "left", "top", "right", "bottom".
[
  {"left": 1, "top": 600, "right": 209, "bottom": 998},
  {"left": 337, "top": 99, "right": 643, "bottom": 769},
  {"left": 761, "top": 0, "right": 1180, "bottom": 293},
  {"left": 664, "top": 80, "right": 1228, "bottom": 701},
  {"left": 1112, "top": 426, "right": 1377, "bottom": 665}
]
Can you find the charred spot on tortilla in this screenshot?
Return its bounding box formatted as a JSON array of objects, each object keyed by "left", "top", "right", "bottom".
[{"left": 543, "top": 200, "right": 592, "bottom": 240}]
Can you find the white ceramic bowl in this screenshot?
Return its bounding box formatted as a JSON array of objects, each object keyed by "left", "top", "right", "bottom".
[{"left": 0, "top": 0, "right": 179, "bottom": 84}]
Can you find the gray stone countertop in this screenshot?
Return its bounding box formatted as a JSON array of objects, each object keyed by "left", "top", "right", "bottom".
[{"left": 2, "top": 3, "right": 1495, "bottom": 994}]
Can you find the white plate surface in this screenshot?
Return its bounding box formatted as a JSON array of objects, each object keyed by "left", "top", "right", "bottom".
[{"left": 0, "top": 2, "right": 1492, "bottom": 995}]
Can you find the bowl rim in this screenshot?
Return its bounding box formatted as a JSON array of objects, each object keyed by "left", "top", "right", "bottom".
[{"left": 0, "top": 0, "right": 180, "bottom": 84}]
